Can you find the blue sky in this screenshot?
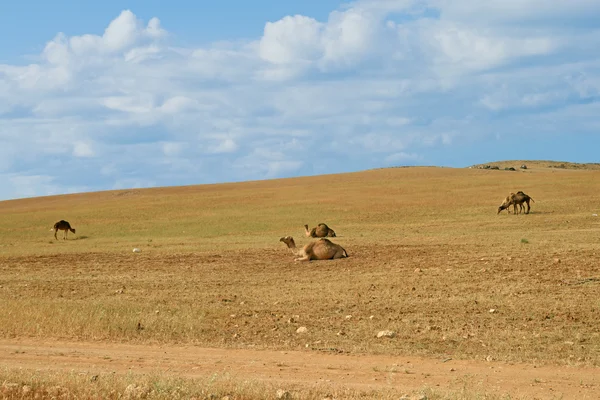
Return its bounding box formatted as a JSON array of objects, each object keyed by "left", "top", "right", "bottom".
[{"left": 1, "top": 0, "right": 599, "bottom": 200}]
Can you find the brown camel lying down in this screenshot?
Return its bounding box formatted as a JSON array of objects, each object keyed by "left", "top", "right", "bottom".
[
  {"left": 304, "top": 223, "right": 336, "bottom": 238},
  {"left": 280, "top": 236, "right": 348, "bottom": 262}
]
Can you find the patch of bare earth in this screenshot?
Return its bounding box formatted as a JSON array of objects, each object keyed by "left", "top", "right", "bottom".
[
  {"left": 1, "top": 339, "right": 599, "bottom": 399},
  {"left": 1, "top": 164, "right": 600, "bottom": 398}
]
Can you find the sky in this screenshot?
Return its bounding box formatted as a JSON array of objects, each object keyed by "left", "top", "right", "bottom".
[{"left": 1, "top": 1, "right": 599, "bottom": 200}]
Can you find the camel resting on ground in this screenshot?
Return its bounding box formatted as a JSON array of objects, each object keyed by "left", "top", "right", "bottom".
[
  {"left": 280, "top": 236, "right": 348, "bottom": 262},
  {"left": 51, "top": 220, "right": 76, "bottom": 240},
  {"left": 497, "top": 191, "right": 535, "bottom": 215},
  {"left": 304, "top": 223, "right": 336, "bottom": 238}
]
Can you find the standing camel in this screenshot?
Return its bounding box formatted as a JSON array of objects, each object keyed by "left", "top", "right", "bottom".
[{"left": 51, "top": 220, "right": 76, "bottom": 240}]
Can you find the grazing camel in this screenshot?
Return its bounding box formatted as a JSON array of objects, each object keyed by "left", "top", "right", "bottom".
[
  {"left": 280, "top": 236, "right": 348, "bottom": 262},
  {"left": 304, "top": 223, "right": 336, "bottom": 238},
  {"left": 498, "top": 192, "right": 525, "bottom": 214},
  {"left": 51, "top": 220, "right": 76, "bottom": 240},
  {"left": 497, "top": 191, "right": 535, "bottom": 215}
]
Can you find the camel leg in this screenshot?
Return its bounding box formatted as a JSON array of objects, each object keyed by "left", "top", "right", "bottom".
[
  {"left": 54, "top": 229, "right": 58, "bottom": 240},
  {"left": 525, "top": 200, "right": 530, "bottom": 214},
  {"left": 294, "top": 255, "right": 310, "bottom": 262}
]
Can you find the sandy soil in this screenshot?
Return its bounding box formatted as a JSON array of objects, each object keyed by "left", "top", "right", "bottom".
[{"left": 1, "top": 339, "right": 598, "bottom": 399}]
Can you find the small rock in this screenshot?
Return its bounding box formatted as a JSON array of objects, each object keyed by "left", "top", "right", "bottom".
[
  {"left": 276, "top": 389, "right": 292, "bottom": 399},
  {"left": 489, "top": 309, "right": 497, "bottom": 313},
  {"left": 296, "top": 326, "right": 308, "bottom": 334},
  {"left": 414, "top": 268, "right": 422, "bottom": 273},
  {"left": 132, "top": 248, "right": 141, "bottom": 253},
  {"left": 345, "top": 315, "right": 352, "bottom": 320},
  {"left": 376, "top": 330, "right": 396, "bottom": 338},
  {"left": 593, "top": 214, "right": 598, "bottom": 217},
  {"left": 553, "top": 258, "right": 561, "bottom": 263}
]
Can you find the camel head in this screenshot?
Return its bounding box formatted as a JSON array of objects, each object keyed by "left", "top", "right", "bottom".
[
  {"left": 279, "top": 236, "right": 296, "bottom": 249},
  {"left": 498, "top": 199, "right": 511, "bottom": 214},
  {"left": 498, "top": 193, "right": 515, "bottom": 214}
]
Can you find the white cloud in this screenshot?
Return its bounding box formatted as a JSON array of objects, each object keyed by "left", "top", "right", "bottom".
[
  {"left": 209, "top": 139, "right": 238, "bottom": 154},
  {"left": 0, "top": 3, "right": 599, "bottom": 200},
  {"left": 435, "top": 0, "right": 600, "bottom": 25},
  {"left": 423, "top": 21, "right": 556, "bottom": 72},
  {"left": 73, "top": 141, "right": 95, "bottom": 158},
  {"left": 64, "top": 10, "right": 165, "bottom": 57},
  {"left": 162, "top": 142, "right": 183, "bottom": 156},
  {"left": 321, "top": 7, "right": 381, "bottom": 66},
  {"left": 259, "top": 15, "right": 323, "bottom": 65}
]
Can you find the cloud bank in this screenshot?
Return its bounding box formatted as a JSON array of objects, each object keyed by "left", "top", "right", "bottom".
[{"left": 1, "top": 1, "right": 599, "bottom": 199}]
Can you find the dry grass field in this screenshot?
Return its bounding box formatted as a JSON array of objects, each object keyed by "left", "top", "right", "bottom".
[{"left": 1, "top": 160, "right": 599, "bottom": 399}]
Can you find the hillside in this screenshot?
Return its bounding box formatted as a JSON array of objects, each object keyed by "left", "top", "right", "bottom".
[
  {"left": 1, "top": 161, "right": 600, "bottom": 399},
  {"left": 470, "top": 159, "right": 600, "bottom": 170}
]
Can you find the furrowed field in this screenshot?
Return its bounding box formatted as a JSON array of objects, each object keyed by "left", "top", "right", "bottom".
[{"left": 1, "top": 161, "right": 599, "bottom": 399}]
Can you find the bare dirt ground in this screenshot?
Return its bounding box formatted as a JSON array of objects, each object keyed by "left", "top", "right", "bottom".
[
  {"left": 1, "top": 164, "right": 600, "bottom": 398},
  {"left": 1, "top": 339, "right": 599, "bottom": 399}
]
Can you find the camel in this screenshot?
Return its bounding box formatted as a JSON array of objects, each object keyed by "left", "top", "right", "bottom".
[
  {"left": 497, "top": 191, "right": 535, "bottom": 215},
  {"left": 498, "top": 192, "right": 525, "bottom": 214},
  {"left": 51, "top": 220, "right": 76, "bottom": 240},
  {"left": 304, "top": 223, "right": 336, "bottom": 238},
  {"left": 279, "top": 236, "right": 348, "bottom": 262}
]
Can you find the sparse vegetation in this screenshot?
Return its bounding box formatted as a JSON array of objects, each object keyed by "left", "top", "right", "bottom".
[
  {"left": 1, "top": 161, "right": 600, "bottom": 397},
  {"left": 0, "top": 367, "right": 531, "bottom": 399}
]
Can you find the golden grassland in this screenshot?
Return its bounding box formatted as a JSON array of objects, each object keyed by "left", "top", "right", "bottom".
[
  {"left": 1, "top": 160, "right": 599, "bottom": 398},
  {"left": 0, "top": 368, "right": 514, "bottom": 400}
]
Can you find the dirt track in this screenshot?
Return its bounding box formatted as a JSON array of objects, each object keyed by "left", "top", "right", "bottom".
[{"left": 1, "top": 339, "right": 598, "bottom": 399}]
